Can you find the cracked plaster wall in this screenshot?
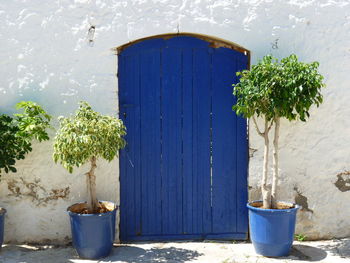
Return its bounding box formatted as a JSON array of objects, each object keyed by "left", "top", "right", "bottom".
[{"left": 0, "top": 0, "right": 349, "bottom": 242}]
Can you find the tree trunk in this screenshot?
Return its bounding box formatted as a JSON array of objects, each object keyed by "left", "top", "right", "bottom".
[
  {"left": 86, "top": 156, "right": 99, "bottom": 213},
  {"left": 271, "top": 117, "right": 280, "bottom": 209},
  {"left": 262, "top": 119, "right": 271, "bottom": 209}
]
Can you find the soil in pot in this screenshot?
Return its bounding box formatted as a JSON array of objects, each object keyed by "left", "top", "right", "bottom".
[
  {"left": 250, "top": 201, "right": 295, "bottom": 210},
  {"left": 69, "top": 201, "right": 115, "bottom": 214}
]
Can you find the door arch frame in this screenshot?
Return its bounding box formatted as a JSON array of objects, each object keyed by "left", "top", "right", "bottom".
[{"left": 114, "top": 32, "right": 250, "bottom": 68}]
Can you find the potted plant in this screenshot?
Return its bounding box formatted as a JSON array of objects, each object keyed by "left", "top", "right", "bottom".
[
  {"left": 0, "top": 101, "right": 51, "bottom": 247},
  {"left": 53, "top": 101, "right": 126, "bottom": 259},
  {"left": 233, "top": 54, "right": 325, "bottom": 257}
]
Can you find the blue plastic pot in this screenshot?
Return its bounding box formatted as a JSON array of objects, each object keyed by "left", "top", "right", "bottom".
[
  {"left": 0, "top": 208, "right": 6, "bottom": 247},
  {"left": 247, "top": 201, "right": 300, "bottom": 257},
  {"left": 67, "top": 201, "right": 117, "bottom": 259}
]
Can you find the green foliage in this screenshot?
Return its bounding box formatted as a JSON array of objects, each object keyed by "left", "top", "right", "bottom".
[
  {"left": 295, "top": 234, "right": 307, "bottom": 241},
  {"left": 233, "top": 54, "right": 325, "bottom": 122},
  {"left": 14, "top": 101, "right": 52, "bottom": 141},
  {"left": 53, "top": 101, "right": 126, "bottom": 173},
  {"left": 0, "top": 101, "right": 52, "bottom": 175}
]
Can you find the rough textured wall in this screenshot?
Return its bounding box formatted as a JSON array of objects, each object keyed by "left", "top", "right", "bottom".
[{"left": 0, "top": 0, "right": 349, "bottom": 242}]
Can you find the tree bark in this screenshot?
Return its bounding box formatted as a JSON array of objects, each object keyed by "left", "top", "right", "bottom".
[
  {"left": 86, "top": 156, "right": 99, "bottom": 213},
  {"left": 262, "top": 119, "right": 271, "bottom": 209},
  {"left": 271, "top": 117, "right": 280, "bottom": 209}
]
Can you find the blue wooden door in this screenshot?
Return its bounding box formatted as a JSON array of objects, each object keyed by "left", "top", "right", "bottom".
[{"left": 118, "top": 34, "right": 249, "bottom": 241}]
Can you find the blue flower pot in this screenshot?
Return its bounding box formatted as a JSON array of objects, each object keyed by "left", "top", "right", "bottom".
[
  {"left": 247, "top": 201, "right": 300, "bottom": 257},
  {"left": 67, "top": 201, "right": 117, "bottom": 259},
  {"left": 0, "top": 208, "right": 6, "bottom": 248}
]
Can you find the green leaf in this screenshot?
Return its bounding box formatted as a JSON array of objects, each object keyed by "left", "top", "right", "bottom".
[
  {"left": 52, "top": 101, "right": 127, "bottom": 173},
  {"left": 232, "top": 54, "right": 325, "bottom": 125}
]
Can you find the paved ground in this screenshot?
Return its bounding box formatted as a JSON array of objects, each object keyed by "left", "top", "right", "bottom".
[{"left": 0, "top": 239, "right": 349, "bottom": 263}]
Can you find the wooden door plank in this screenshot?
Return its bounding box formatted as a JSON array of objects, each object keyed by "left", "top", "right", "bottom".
[
  {"left": 193, "top": 48, "right": 212, "bottom": 235},
  {"left": 161, "top": 47, "right": 183, "bottom": 235},
  {"left": 119, "top": 53, "right": 142, "bottom": 240},
  {"left": 118, "top": 53, "right": 128, "bottom": 241},
  {"left": 211, "top": 48, "right": 238, "bottom": 233},
  {"left": 182, "top": 48, "right": 194, "bottom": 235},
  {"left": 139, "top": 49, "right": 162, "bottom": 235},
  {"left": 235, "top": 54, "right": 249, "bottom": 234}
]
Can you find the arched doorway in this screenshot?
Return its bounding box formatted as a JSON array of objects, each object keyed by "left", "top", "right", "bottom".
[{"left": 118, "top": 33, "right": 249, "bottom": 241}]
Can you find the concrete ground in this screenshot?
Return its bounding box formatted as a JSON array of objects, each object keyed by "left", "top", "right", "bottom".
[{"left": 0, "top": 239, "right": 349, "bottom": 263}]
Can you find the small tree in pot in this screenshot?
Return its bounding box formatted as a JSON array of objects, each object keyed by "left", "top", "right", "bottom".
[
  {"left": 53, "top": 101, "right": 126, "bottom": 259},
  {"left": 233, "top": 54, "right": 325, "bottom": 256},
  {"left": 0, "top": 101, "right": 51, "bottom": 247}
]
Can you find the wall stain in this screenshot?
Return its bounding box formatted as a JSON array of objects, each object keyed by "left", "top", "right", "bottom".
[
  {"left": 294, "top": 186, "right": 313, "bottom": 213},
  {"left": 249, "top": 147, "right": 258, "bottom": 158},
  {"left": 334, "top": 171, "right": 350, "bottom": 192},
  {"left": 7, "top": 177, "right": 70, "bottom": 206},
  {"left": 271, "top": 38, "right": 279, "bottom": 49},
  {"left": 248, "top": 186, "right": 262, "bottom": 201}
]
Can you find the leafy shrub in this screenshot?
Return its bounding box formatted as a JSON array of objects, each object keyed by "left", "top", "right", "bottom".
[{"left": 0, "top": 101, "right": 52, "bottom": 175}]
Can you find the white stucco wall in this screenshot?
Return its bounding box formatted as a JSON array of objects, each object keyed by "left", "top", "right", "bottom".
[{"left": 0, "top": 0, "right": 349, "bottom": 243}]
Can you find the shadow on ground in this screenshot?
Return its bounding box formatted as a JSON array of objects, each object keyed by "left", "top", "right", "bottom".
[
  {"left": 287, "top": 245, "right": 327, "bottom": 261},
  {"left": 102, "top": 246, "right": 203, "bottom": 263},
  {"left": 0, "top": 245, "right": 203, "bottom": 263},
  {"left": 1, "top": 242, "right": 341, "bottom": 263},
  {"left": 318, "top": 239, "right": 350, "bottom": 259},
  {"left": 0, "top": 245, "right": 77, "bottom": 263}
]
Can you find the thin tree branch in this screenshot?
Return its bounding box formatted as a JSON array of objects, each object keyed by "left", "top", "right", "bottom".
[
  {"left": 252, "top": 115, "right": 264, "bottom": 137},
  {"left": 267, "top": 119, "right": 274, "bottom": 132}
]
